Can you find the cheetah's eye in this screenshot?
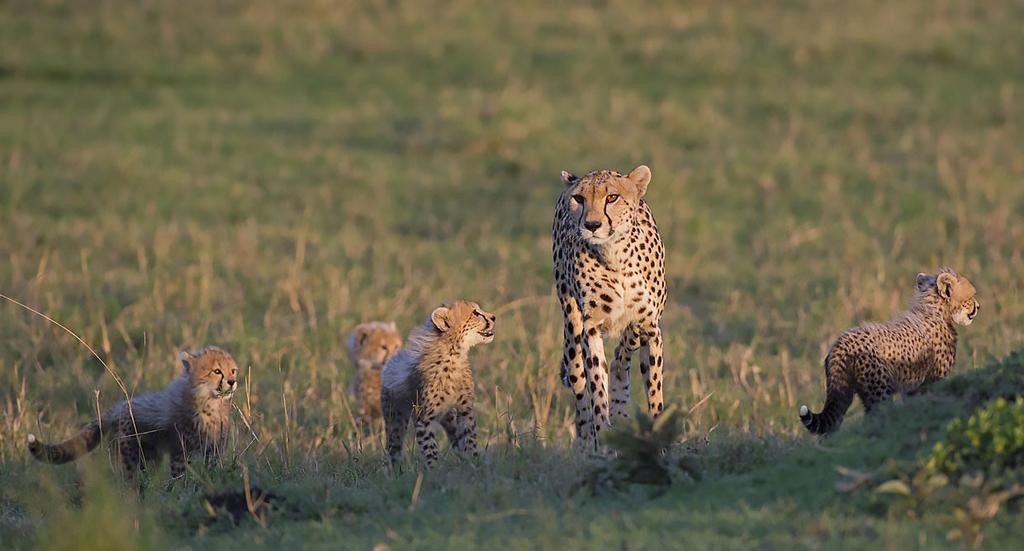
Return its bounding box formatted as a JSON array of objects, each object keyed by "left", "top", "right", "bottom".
[
  {"left": 473, "top": 310, "right": 484, "bottom": 318},
  {"left": 214, "top": 369, "right": 222, "bottom": 375},
  {"left": 606, "top": 194, "right": 619, "bottom": 204},
  {"left": 571, "top": 194, "right": 585, "bottom": 204}
]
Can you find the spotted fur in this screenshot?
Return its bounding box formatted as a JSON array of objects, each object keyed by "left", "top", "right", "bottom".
[
  {"left": 347, "top": 321, "right": 402, "bottom": 433},
  {"left": 800, "top": 269, "right": 979, "bottom": 434},
  {"left": 381, "top": 300, "right": 495, "bottom": 468},
  {"left": 552, "top": 165, "right": 668, "bottom": 450},
  {"left": 28, "top": 346, "right": 238, "bottom": 483}
]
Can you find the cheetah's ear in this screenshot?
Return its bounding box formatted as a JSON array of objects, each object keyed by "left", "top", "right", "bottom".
[
  {"left": 916, "top": 272, "right": 931, "bottom": 290},
  {"left": 354, "top": 326, "right": 370, "bottom": 347},
  {"left": 560, "top": 171, "right": 578, "bottom": 186},
  {"left": 430, "top": 306, "right": 451, "bottom": 332},
  {"left": 178, "top": 351, "right": 195, "bottom": 372},
  {"left": 627, "top": 164, "right": 652, "bottom": 197},
  {"left": 936, "top": 272, "right": 956, "bottom": 299}
]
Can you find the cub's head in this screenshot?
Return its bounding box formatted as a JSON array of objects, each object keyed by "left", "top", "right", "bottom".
[
  {"left": 916, "top": 269, "right": 979, "bottom": 326},
  {"left": 349, "top": 321, "right": 402, "bottom": 367},
  {"left": 560, "top": 165, "right": 652, "bottom": 244},
  {"left": 180, "top": 346, "right": 239, "bottom": 399},
  {"left": 430, "top": 300, "right": 496, "bottom": 349}
]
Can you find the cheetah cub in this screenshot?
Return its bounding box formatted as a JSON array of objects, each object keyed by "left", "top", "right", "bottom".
[
  {"left": 28, "top": 346, "right": 238, "bottom": 482},
  {"left": 381, "top": 300, "right": 495, "bottom": 467},
  {"left": 347, "top": 321, "right": 402, "bottom": 432},
  {"left": 800, "top": 269, "right": 979, "bottom": 434}
]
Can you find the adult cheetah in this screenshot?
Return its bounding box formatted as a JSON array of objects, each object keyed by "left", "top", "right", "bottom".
[
  {"left": 800, "top": 269, "right": 979, "bottom": 434},
  {"left": 552, "top": 165, "right": 667, "bottom": 449}
]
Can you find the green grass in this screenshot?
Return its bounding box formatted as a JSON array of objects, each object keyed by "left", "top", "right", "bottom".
[{"left": 1, "top": 0, "right": 1024, "bottom": 548}]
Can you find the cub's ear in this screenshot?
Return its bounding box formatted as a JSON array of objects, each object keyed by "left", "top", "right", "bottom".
[
  {"left": 560, "top": 170, "right": 578, "bottom": 186},
  {"left": 627, "top": 164, "right": 652, "bottom": 197},
  {"left": 178, "top": 351, "right": 195, "bottom": 372},
  {"left": 387, "top": 321, "right": 398, "bottom": 332},
  {"left": 430, "top": 306, "right": 451, "bottom": 332},
  {"left": 936, "top": 272, "right": 956, "bottom": 299},
  {"left": 916, "top": 272, "right": 931, "bottom": 290},
  {"left": 354, "top": 326, "right": 370, "bottom": 347}
]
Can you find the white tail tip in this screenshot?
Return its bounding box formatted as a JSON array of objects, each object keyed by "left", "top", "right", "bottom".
[
  {"left": 27, "top": 433, "right": 36, "bottom": 444},
  {"left": 799, "top": 405, "right": 809, "bottom": 417}
]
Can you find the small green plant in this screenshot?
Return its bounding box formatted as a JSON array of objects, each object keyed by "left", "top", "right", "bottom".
[
  {"left": 578, "top": 406, "right": 700, "bottom": 496},
  {"left": 873, "top": 469, "right": 951, "bottom": 518},
  {"left": 923, "top": 397, "right": 1024, "bottom": 477},
  {"left": 873, "top": 470, "right": 1024, "bottom": 550},
  {"left": 945, "top": 476, "right": 1024, "bottom": 551}
]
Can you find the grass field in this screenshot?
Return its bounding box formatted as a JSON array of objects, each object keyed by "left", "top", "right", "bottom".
[{"left": 2, "top": 0, "right": 1024, "bottom": 548}]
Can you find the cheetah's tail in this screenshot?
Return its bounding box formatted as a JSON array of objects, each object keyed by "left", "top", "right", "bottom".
[
  {"left": 799, "top": 353, "right": 855, "bottom": 435},
  {"left": 27, "top": 421, "right": 102, "bottom": 464}
]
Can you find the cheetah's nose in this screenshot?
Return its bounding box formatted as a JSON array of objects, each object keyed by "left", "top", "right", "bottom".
[
  {"left": 584, "top": 220, "right": 602, "bottom": 231},
  {"left": 227, "top": 379, "right": 236, "bottom": 387}
]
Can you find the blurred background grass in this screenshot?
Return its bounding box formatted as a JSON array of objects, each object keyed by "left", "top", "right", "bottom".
[{"left": 1, "top": 0, "right": 1023, "bottom": 547}]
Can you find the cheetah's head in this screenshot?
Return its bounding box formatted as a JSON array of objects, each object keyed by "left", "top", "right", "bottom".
[
  {"left": 916, "top": 269, "right": 979, "bottom": 326},
  {"left": 350, "top": 321, "right": 402, "bottom": 368},
  {"left": 181, "top": 346, "right": 239, "bottom": 399},
  {"left": 560, "top": 165, "right": 652, "bottom": 245},
  {"left": 430, "top": 300, "right": 496, "bottom": 349}
]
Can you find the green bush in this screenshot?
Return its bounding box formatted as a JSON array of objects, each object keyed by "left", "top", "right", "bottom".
[{"left": 924, "top": 398, "right": 1024, "bottom": 476}]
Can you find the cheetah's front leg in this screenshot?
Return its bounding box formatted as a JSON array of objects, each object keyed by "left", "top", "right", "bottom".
[
  {"left": 169, "top": 426, "right": 200, "bottom": 482},
  {"left": 353, "top": 368, "right": 370, "bottom": 432},
  {"left": 414, "top": 410, "right": 441, "bottom": 468},
  {"left": 609, "top": 326, "right": 640, "bottom": 421},
  {"left": 169, "top": 445, "right": 189, "bottom": 481},
  {"left": 640, "top": 325, "right": 665, "bottom": 416},
  {"left": 582, "top": 319, "right": 611, "bottom": 430},
  {"left": 559, "top": 293, "right": 596, "bottom": 450},
  {"left": 441, "top": 404, "right": 479, "bottom": 459}
]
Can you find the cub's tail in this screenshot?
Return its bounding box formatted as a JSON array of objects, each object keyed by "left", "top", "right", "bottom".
[
  {"left": 27, "top": 421, "right": 102, "bottom": 464},
  {"left": 799, "top": 351, "right": 855, "bottom": 435}
]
